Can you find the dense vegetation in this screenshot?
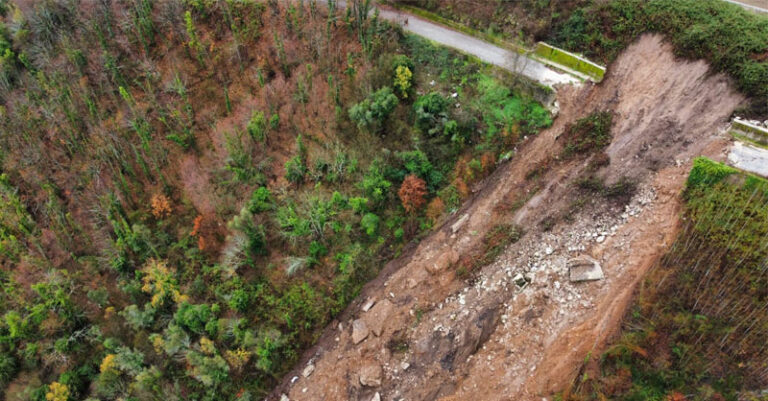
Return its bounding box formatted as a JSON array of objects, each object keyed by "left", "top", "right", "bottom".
[
  {"left": 562, "top": 158, "right": 768, "bottom": 401},
  {"left": 0, "top": 0, "right": 551, "bottom": 399},
  {"left": 398, "top": 0, "right": 768, "bottom": 114}
]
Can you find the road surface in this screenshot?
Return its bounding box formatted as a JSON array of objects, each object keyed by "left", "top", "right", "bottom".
[
  {"left": 325, "top": 0, "right": 581, "bottom": 87},
  {"left": 376, "top": 8, "right": 580, "bottom": 87},
  {"left": 728, "top": 141, "right": 768, "bottom": 177}
]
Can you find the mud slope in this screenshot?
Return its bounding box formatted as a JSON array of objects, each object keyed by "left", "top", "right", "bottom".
[{"left": 271, "top": 35, "right": 743, "bottom": 401}]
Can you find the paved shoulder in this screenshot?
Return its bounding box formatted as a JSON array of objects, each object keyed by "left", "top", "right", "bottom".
[{"left": 377, "top": 9, "right": 579, "bottom": 87}]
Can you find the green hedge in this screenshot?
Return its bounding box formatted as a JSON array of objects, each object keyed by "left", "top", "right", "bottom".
[{"left": 553, "top": 0, "right": 768, "bottom": 99}]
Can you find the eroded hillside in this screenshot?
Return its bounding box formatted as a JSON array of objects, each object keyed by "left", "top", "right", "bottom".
[{"left": 272, "top": 34, "right": 750, "bottom": 401}]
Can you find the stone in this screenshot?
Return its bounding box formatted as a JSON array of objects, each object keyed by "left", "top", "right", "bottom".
[
  {"left": 426, "top": 248, "right": 459, "bottom": 274},
  {"left": 568, "top": 257, "right": 604, "bottom": 282},
  {"left": 363, "top": 299, "right": 394, "bottom": 337},
  {"left": 359, "top": 362, "right": 383, "bottom": 387},
  {"left": 512, "top": 273, "right": 530, "bottom": 288},
  {"left": 302, "top": 363, "right": 315, "bottom": 378},
  {"left": 362, "top": 298, "right": 375, "bottom": 312},
  {"left": 451, "top": 214, "right": 469, "bottom": 233},
  {"left": 371, "top": 392, "right": 381, "bottom": 401},
  {"left": 280, "top": 395, "right": 290, "bottom": 401},
  {"left": 596, "top": 235, "right": 605, "bottom": 243},
  {"left": 351, "top": 319, "right": 369, "bottom": 344}
]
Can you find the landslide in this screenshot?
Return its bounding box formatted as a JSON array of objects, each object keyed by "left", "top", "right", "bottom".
[{"left": 272, "top": 34, "right": 744, "bottom": 401}]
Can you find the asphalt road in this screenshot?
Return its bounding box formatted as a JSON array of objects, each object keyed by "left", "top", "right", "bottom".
[
  {"left": 325, "top": 0, "right": 580, "bottom": 87},
  {"left": 375, "top": 8, "right": 580, "bottom": 86}
]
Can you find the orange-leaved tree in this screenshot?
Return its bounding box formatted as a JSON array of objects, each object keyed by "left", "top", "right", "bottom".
[{"left": 398, "top": 174, "right": 427, "bottom": 214}]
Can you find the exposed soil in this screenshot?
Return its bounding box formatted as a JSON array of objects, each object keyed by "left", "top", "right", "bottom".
[{"left": 270, "top": 34, "right": 744, "bottom": 401}]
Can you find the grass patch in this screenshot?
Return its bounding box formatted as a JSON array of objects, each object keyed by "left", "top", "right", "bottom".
[{"left": 477, "top": 223, "right": 522, "bottom": 267}]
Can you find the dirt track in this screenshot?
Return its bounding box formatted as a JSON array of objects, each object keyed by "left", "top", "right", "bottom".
[{"left": 270, "top": 34, "right": 744, "bottom": 401}]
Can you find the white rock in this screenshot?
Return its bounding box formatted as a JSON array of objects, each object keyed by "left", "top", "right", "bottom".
[
  {"left": 352, "top": 319, "right": 369, "bottom": 344},
  {"left": 302, "top": 363, "right": 315, "bottom": 378},
  {"left": 371, "top": 392, "right": 381, "bottom": 401},
  {"left": 596, "top": 235, "right": 605, "bottom": 243},
  {"left": 362, "top": 298, "right": 375, "bottom": 312},
  {"left": 280, "top": 394, "right": 290, "bottom": 401},
  {"left": 451, "top": 214, "right": 469, "bottom": 233}
]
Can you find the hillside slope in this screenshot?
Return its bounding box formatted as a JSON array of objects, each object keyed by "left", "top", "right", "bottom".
[{"left": 272, "top": 34, "right": 744, "bottom": 401}]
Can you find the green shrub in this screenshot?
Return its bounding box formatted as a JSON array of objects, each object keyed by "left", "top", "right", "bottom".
[
  {"left": 413, "top": 92, "right": 450, "bottom": 136},
  {"left": 349, "top": 86, "right": 399, "bottom": 134},
  {"left": 562, "top": 111, "right": 613, "bottom": 156},
  {"left": 392, "top": 54, "right": 415, "bottom": 72},
  {"left": 395, "top": 149, "right": 443, "bottom": 191},
  {"left": 174, "top": 303, "right": 215, "bottom": 335},
  {"left": 229, "top": 206, "right": 268, "bottom": 259},
  {"left": 228, "top": 289, "right": 250, "bottom": 313},
  {"left": 348, "top": 197, "right": 369, "bottom": 213},
  {"left": 308, "top": 240, "right": 328, "bottom": 260},
  {"left": 359, "top": 160, "right": 392, "bottom": 206},
  {"left": 472, "top": 74, "right": 552, "bottom": 138},
  {"left": 275, "top": 203, "right": 311, "bottom": 241},
  {"left": 186, "top": 351, "right": 229, "bottom": 388},
  {"left": 437, "top": 185, "right": 461, "bottom": 212},
  {"left": 360, "top": 213, "right": 379, "bottom": 237},
  {"left": 284, "top": 156, "right": 306, "bottom": 184},
  {"left": 254, "top": 329, "right": 284, "bottom": 374},
  {"left": 247, "top": 110, "right": 267, "bottom": 142},
  {"left": 119, "top": 304, "right": 155, "bottom": 330},
  {"left": 248, "top": 187, "right": 273, "bottom": 214},
  {"left": 0, "top": 352, "right": 17, "bottom": 388}
]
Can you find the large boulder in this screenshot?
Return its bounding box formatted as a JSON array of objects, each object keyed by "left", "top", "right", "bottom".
[
  {"left": 359, "top": 362, "right": 383, "bottom": 387},
  {"left": 352, "top": 319, "right": 369, "bottom": 344},
  {"left": 568, "top": 257, "right": 604, "bottom": 282},
  {"left": 363, "top": 299, "right": 394, "bottom": 337}
]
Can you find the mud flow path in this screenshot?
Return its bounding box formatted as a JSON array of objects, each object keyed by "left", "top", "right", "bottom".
[{"left": 270, "top": 35, "right": 744, "bottom": 401}]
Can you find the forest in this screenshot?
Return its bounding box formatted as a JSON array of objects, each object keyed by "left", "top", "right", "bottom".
[
  {"left": 1, "top": 0, "right": 767, "bottom": 400},
  {"left": 0, "top": 0, "right": 551, "bottom": 399}
]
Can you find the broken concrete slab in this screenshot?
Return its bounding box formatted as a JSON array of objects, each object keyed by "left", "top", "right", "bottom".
[{"left": 568, "top": 257, "right": 604, "bottom": 282}]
